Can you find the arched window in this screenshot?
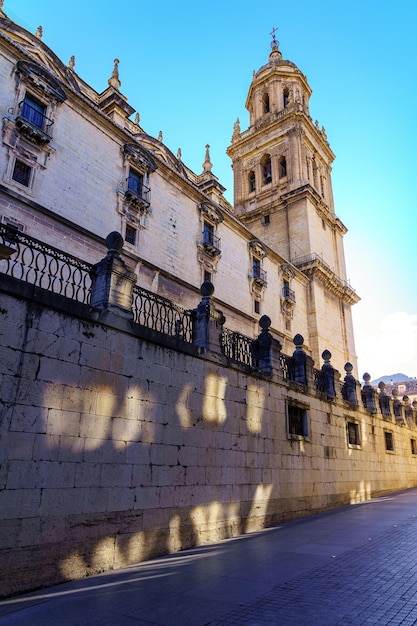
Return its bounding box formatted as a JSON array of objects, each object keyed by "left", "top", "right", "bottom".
[
  {"left": 248, "top": 170, "right": 256, "bottom": 192},
  {"left": 278, "top": 156, "right": 287, "bottom": 179},
  {"left": 261, "top": 155, "right": 272, "bottom": 185},
  {"left": 262, "top": 92, "right": 270, "bottom": 114},
  {"left": 283, "top": 88, "right": 289, "bottom": 108}
]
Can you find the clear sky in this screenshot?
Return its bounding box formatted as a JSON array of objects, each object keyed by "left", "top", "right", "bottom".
[{"left": 4, "top": 0, "right": 417, "bottom": 381}]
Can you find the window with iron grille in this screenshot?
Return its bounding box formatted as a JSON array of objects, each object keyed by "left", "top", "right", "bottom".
[
  {"left": 384, "top": 430, "right": 394, "bottom": 452},
  {"left": 12, "top": 159, "right": 31, "bottom": 187},
  {"left": 125, "top": 224, "right": 137, "bottom": 246},
  {"left": 287, "top": 403, "right": 309, "bottom": 438},
  {"left": 346, "top": 421, "right": 361, "bottom": 447}
]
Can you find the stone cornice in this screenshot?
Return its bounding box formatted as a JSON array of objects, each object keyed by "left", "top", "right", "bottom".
[{"left": 292, "top": 254, "right": 360, "bottom": 305}]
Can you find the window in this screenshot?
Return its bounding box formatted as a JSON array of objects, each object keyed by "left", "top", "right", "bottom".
[
  {"left": 12, "top": 159, "right": 31, "bottom": 187},
  {"left": 283, "top": 88, "right": 289, "bottom": 108},
  {"left": 204, "top": 270, "right": 212, "bottom": 283},
  {"left": 262, "top": 92, "right": 270, "bottom": 113},
  {"left": 287, "top": 403, "right": 309, "bottom": 438},
  {"left": 248, "top": 170, "right": 256, "bottom": 193},
  {"left": 252, "top": 258, "right": 261, "bottom": 279},
  {"left": 127, "top": 169, "right": 144, "bottom": 196},
  {"left": 125, "top": 224, "right": 137, "bottom": 246},
  {"left": 282, "top": 279, "right": 295, "bottom": 302},
  {"left": 21, "top": 93, "right": 46, "bottom": 130},
  {"left": 261, "top": 155, "right": 272, "bottom": 185},
  {"left": 384, "top": 431, "right": 394, "bottom": 452},
  {"left": 278, "top": 156, "right": 287, "bottom": 179},
  {"left": 346, "top": 421, "right": 361, "bottom": 447},
  {"left": 254, "top": 300, "right": 260, "bottom": 315},
  {"left": 411, "top": 439, "right": 417, "bottom": 455},
  {"left": 263, "top": 214, "right": 270, "bottom": 225},
  {"left": 203, "top": 221, "right": 214, "bottom": 246}
]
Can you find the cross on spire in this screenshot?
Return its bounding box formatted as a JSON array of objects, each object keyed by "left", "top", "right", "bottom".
[{"left": 270, "top": 26, "right": 279, "bottom": 49}]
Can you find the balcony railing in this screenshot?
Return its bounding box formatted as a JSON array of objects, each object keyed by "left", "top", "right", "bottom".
[
  {"left": 282, "top": 286, "right": 296, "bottom": 302},
  {"left": 221, "top": 327, "right": 254, "bottom": 366},
  {"left": 0, "top": 224, "right": 92, "bottom": 303},
  {"left": 16, "top": 100, "right": 54, "bottom": 143},
  {"left": 200, "top": 231, "right": 221, "bottom": 256},
  {"left": 125, "top": 176, "right": 151, "bottom": 207},
  {"left": 132, "top": 285, "right": 193, "bottom": 343},
  {"left": 251, "top": 267, "right": 268, "bottom": 286}
]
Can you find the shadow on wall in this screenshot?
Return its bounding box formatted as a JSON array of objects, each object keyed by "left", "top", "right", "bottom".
[{"left": 1, "top": 294, "right": 380, "bottom": 598}]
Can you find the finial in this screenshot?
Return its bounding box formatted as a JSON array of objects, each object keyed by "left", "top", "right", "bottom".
[
  {"left": 68, "top": 55, "right": 75, "bottom": 70},
  {"left": 203, "top": 143, "right": 212, "bottom": 172},
  {"left": 134, "top": 112, "right": 140, "bottom": 125},
  {"left": 270, "top": 26, "right": 279, "bottom": 50},
  {"left": 158, "top": 130, "right": 163, "bottom": 142},
  {"left": 36, "top": 25, "right": 43, "bottom": 39},
  {"left": 108, "top": 58, "right": 121, "bottom": 90},
  {"left": 177, "top": 148, "right": 182, "bottom": 161}
]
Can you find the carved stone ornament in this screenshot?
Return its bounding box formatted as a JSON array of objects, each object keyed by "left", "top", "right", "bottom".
[
  {"left": 249, "top": 240, "right": 267, "bottom": 259},
  {"left": 15, "top": 60, "right": 67, "bottom": 103},
  {"left": 280, "top": 263, "right": 295, "bottom": 281},
  {"left": 198, "top": 202, "right": 223, "bottom": 224},
  {"left": 123, "top": 143, "right": 157, "bottom": 173},
  {"left": 281, "top": 297, "right": 295, "bottom": 320}
]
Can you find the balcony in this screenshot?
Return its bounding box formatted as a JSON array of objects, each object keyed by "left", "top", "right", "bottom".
[
  {"left": 15, "top": 100, "right": 53, "bottom": 144},
  {"left": 199, "top": 230, "right": 221, "bottom": 256},
  {"left": 282, "top": 286, "right": 296, "bottom": 303},
  {"left": 250, "top": 267, "right": 268, "bottom": 287},
  {"left": 124, "top": 176, "right": 151, "bottom": 210}
]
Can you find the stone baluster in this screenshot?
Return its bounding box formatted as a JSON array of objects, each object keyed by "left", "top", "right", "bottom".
[
  {"left": 361, "top": 373, "right": 377, "bottom": 413},
  {"left": 251, "top": 315, "right": 282, "bottom": 376},
  {"left": 342, "top": 362, "right": 358, "bottom": 404},
  {"left": 378, "top": 382, "right": 392, "bottom": 418},
  {"left": 392, "top": 389, "right": 404, "bottom": 423},
  {"left": 192, "top": 281, "right": 225, "bottom": 352},
  {"left": 321, "top": 349, "right": 336, "bottom": 398},
  {"left": 89, "top": 231, "right": 136, "bottom": 320}
]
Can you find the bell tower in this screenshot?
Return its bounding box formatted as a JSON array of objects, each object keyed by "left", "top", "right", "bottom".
[{"left": 227, "top": 30, "right": 360, "bottom": 372}]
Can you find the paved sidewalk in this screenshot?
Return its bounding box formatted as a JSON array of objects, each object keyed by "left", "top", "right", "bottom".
[{"left": 1, "top": 488, "right": 417, "bottom": 625}]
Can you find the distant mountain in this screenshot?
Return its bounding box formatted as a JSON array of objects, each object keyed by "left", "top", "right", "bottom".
[{"left": 371, "top": 373, "right": 413, "bottom": 386}]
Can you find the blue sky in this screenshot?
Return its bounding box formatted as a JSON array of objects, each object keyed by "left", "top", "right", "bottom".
[{"left": 5, "top": 0, "right": 417, "bottom": 380}]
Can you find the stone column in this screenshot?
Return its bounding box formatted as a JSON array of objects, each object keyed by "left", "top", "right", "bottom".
[
  {"left": 192, "top": 281, "right": 225, "bottom": 352},
  {"left": 90, "top": 231, "right": 136, "bottom": 320}
]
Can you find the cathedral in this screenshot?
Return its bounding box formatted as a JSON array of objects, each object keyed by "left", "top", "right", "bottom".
[{"left": 0, "top": 7, "right": 358, "bottom": 374}]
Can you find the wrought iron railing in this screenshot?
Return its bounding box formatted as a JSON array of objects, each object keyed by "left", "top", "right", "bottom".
[
  {"left": 221, "top": 327, "right": 254, "bottom": 366},
  {"left": 16, "top": 100, "right": 54, "bottom": 142},
  {"left": 314, "top": 368, "right": 327, "bottom": 393},
  {"left": 0, "top": 224, "right": 92, "bottom": 303},
  {"left": 132, "top": 285, "right": 193, "bottom": 342}
]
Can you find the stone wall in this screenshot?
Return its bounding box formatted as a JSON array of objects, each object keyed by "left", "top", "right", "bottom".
[{"left": 1, "top": 276, "right": 417, "bottom": 597}]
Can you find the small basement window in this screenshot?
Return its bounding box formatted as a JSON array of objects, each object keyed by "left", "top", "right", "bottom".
[
  {"left": 346, "top": 421, "right": 361, "bottom": 448},
  {"left": 384, "top": 430, "right": 394, "bottom": 452},
  {"left": 287, "top": 403, "right": 309, "bottom": 439}
]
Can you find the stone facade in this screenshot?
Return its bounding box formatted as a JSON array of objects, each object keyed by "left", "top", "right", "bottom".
[{"left": 0, "top": 9, "right": 358, "bottom": 374}]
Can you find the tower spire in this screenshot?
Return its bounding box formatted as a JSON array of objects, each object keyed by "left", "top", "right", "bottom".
[{"left": 270, "top": 26, "right": 279, "bottom": 50}]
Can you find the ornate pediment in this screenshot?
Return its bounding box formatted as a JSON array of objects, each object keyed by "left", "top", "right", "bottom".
[
  {"left": 15, "top": 60, "right": 67, "bottom": 102},
  {"left": 249, "top": 239, "right": 267, "bottom": 259},
  {"left": 123, "top": 143, "right": 157, "bottom": 173},
  {"left": 198, "top": 202, "right": 224, "bottom": 224}
]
